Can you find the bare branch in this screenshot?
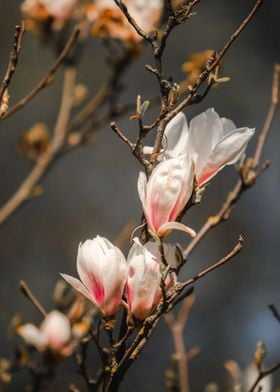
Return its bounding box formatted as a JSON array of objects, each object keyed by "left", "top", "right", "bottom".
[
  {"left": 181, "top": 236, "right": 244, "bottom": 289},
  {"left": 0, "top": 22, "right": 26, "bottom": 103},
  {"left": 0, "top": 67, "right": 77, "bottom": 226},
  {"left": 2, "top": 27, "right": 80, "bottom": 120},
  {"left": 19, "top": 280, "right": 47, "bottom": 318},
  {"left": 113, "top": 0, "right": 150, "bottom": 41}
]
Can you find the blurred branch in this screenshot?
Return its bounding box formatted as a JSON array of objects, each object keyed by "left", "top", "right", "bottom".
[
  {"left": 114, "top": 220, "right": 136, "bottom": 248},
  {"left": 164, "top": 296, "right": 195, "bottom": 392},
  {"left": 19, "top": 280, "right": 47, "bottom": 317},
  {"left": 1, "top": 27, "right": 80, "bottom": 120},
  {"left": 0, "top": 67, "right": 76, "bottom": 226},
  {"left": 0, "top": 22, "right": 26, "bottom": 104},
  {"left": 183, "top": 63, "right": 280, "bottom": 258}
]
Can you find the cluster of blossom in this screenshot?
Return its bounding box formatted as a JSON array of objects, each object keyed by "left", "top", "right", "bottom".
[
  {"left": 17, "top": 109, "right": 254, "bottom": 353},
  {"left": 21, "top": 0, "right": 164, "bottom": 42}
]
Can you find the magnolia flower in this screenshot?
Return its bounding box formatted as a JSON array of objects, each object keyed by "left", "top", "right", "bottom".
[
  {"left": 126, "top": 238, "right": 161, "bottom": 320},
  {"left": 138, "top": 155, "right": 196, "bottom": 238},
  {"left": 17, "top": 311, "right": 72, "bottom": 355},
  {"left": 144, "top": 109, "right": 255, "bottom": 186},
  {"left": 61, "top": 236, "right": 128, "bottom": 317},
  {"left": 87, "top": 0, "right": 163, "bottom": 42}
]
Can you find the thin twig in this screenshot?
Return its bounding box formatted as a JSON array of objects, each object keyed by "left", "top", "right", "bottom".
[
  {"left": 110, "top": 121, "right": 134, "bottom": 149},
  {"left": 2, "top": 27, "right": 80, "bottom": 120},
  {"left": 19, "top": 280, "right": 47, "bottom": 317},
  {"left": 267, "top": 301, "right": 280, "bottom": 324},
  {"left": 248, "top": 362, "right": 280, "bottom": 392},
  {"left": 0, "top": 67, "right": 77, "bottom": 226},
  {"left": 0, "top": 22, "right": 26, "bottom": 103},
  {"left": 181, "top": 236, "right": 244, "bottom": 289},
  {"left": 113, "top": 0, "right": 149, "bottom": 40}
]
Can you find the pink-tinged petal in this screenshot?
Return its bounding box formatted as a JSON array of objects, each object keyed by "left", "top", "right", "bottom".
[
  {"left": 60, "top": 273, "right": 92, "bottom": 303},
  {"left": 189, "top": 108, "right": 224, "bottom": 173},
  {"left": 197, "top": 127, "right": 255, "bottom": 185},
  {"left": 164, "top": 112, "right": 189, "bottom": 157},
  {"left": 146, "top": 158, "right": 185, "bottom": 233},
  {"left": 168, "top": 155, "right": 194, "bottom": 222},
  {"left": 100, "top": 246, "right": 128, "bottom": 316},
  {"left": 157, "top": 221, "right": 196, "bottom": 238},
  {"left": 77, "top": 240, "right": 104, "bottom": 305},
  {"left": 41, "top": 311, "right": 71, "bottom": 350},
  {"left": 17, "top": 324, "right": 47, "bottom": 350}
]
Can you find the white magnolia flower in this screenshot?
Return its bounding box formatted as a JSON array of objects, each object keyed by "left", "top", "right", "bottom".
[
  {"left": 138, "top": 155, "right": 196, "bottom": 238},
  {"left": 18, "top": 311, "right": 72, "bottom": 353},
  {"left": 61, "top": 236, "right": 128, "bottom": 317},
  {"left": 144, "top": 109, "right": 255, "bottom": 186}
]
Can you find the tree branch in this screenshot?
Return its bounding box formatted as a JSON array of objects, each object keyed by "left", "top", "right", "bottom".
[
  {"left": 0, "top": 22, "right": 26, "bottom": 104},
  {"left": 1, "top": 27, "right": 80, "bottom": 120},
  {"left": 0, "top": 67, "right": 77, "bottom": 226}
]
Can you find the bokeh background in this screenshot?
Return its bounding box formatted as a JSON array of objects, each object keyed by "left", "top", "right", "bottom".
[{"left": 0, "top": 0, "right": 280, "bottom": 390}]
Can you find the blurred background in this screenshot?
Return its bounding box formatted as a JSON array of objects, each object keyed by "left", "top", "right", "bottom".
[{"left": 0, "top": 0, "right": 280, "bottom": 390}]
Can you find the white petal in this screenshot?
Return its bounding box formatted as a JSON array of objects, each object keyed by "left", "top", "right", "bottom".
[
  {"left": 137, "top": 171, "right": 147, "bottom": 210},
  {"left": 221, "top": 117, "right": 236, "bottom": 135},
  {"left": 157, "top": 221, "right": 196, "bottom": 238},
  {"left": 197, "top": 127, "right": 255, "bottom": 184},
  {"left": 189, "top": 108, "right": 224, "bottom": 173},
  {"left": 101, "top": 246, "right": 128, "bottom": 316},
  {"left": 164, "top": 112, "right": 189, "bottom": 157},
  {"left": 60, "top": 273, "right": 92, "bottom": 302},
  {"left": 146, "top": 158, "right": 185, "bottom": 232},
  {"left": 169, "top": 155, "right": 194, "bottom": 222},
  {"left": 17, "top": 324, "right": 47, "bottom": 350},
  {"left": 41, "top": 310, "right": 71, "bottom": 350},
  {"left": 77, "top": 239, "right": 104, "bottom": 299}
]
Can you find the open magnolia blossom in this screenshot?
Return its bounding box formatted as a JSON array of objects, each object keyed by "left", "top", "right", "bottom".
[
  {"left": 61, "top": 236, "right": 128, "bottom": 317},
  {"left": 87, "top": 0, "right": 163, "bottom": 42},
  {"left": 144, "top": 109, "right": 255, "bottom": 186},
  {"left": 126, "top": 238, "right": 161, "bottom": 320},
  {"left": 17, "top": 311, "right": 73, "bottom": 356},
  {"left": 138, "top": 155, "right": 196, "bottom": 238}
]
